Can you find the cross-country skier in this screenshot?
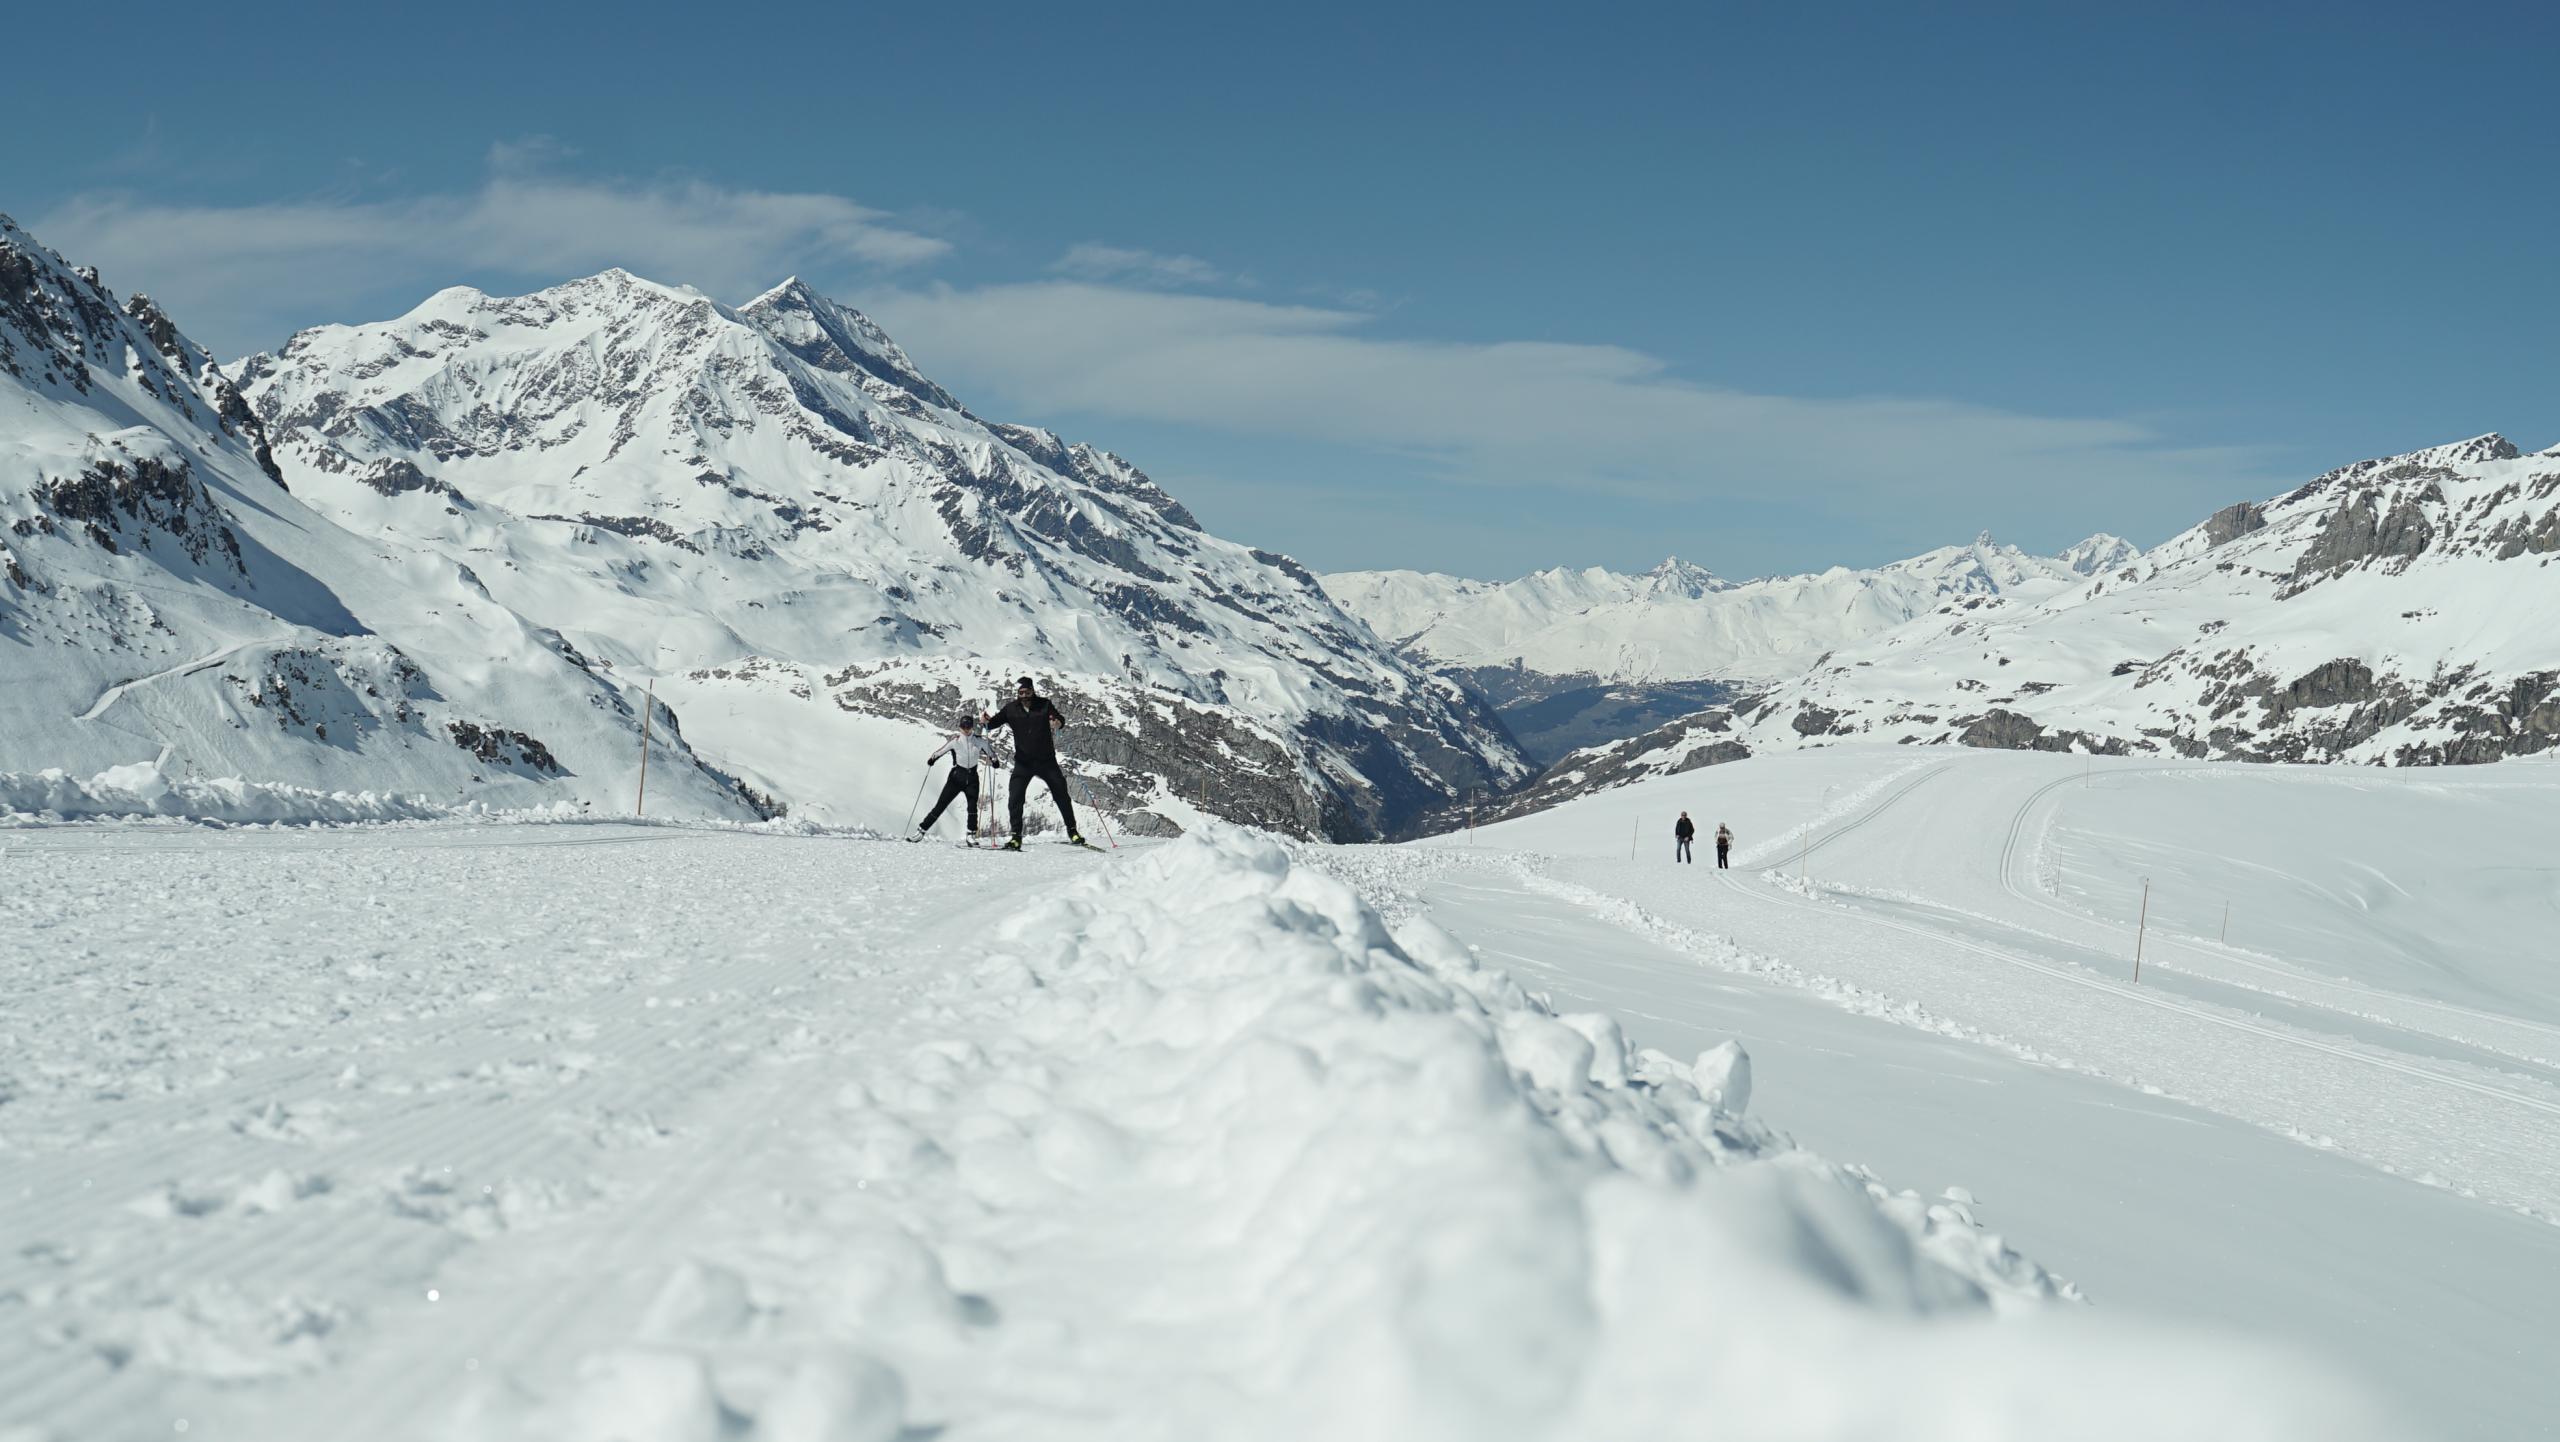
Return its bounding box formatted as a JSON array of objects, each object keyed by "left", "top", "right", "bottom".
[
  {"left": 984, "top": 676, "right": 1083, "bottom": 850},
  {"left": 1715, "top": 822, "right": 1734, "bottom": 869},
  {"left": 911, "top": 713, "right": 998, "bottom": 843},
  {"left": 1675, "top": 811, "right": 1696, "bottom": 863}
]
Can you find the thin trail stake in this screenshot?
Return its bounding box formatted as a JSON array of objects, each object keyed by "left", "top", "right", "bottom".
[
  {"left": 634, "top": 680, "right": 654, "bottom": 817},
  {"left": 1630, "top": 817, "right": 1639, "bottom": 861},
  {"left": 2220, "top": 900, "right": 2230, "bottom": 943},
  {"left": 2135, "top": 877, "right": 2152, "bottom": 982}
]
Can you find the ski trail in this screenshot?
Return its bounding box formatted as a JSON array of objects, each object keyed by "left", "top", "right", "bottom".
[
  {"left": 76, "top": 641, "right": 270, "bottom": 723},
  {"left": 1989, "top": 768, "right": 2560, "bottom": 1058}
]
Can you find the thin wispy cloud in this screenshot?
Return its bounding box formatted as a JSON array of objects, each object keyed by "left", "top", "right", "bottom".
[
  {"left": 1050, "top": 243, "right": 1232, "bottom": 289},
  {"left": 36, "top": 144, "right": 947, "bottom": 355},
  {"left": 860, "top": 279, "right": 2275, "bottom": 537},
  {"left": 25, "top": 157, "right": 2271, "bottom": 556}
]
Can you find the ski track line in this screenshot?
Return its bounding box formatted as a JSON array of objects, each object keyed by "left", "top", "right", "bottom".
[
  {"left": 75, "top": 642, "right": 270, "bottom": 723},
  {"left": 262, "top": 894, "right": 983, "bottom": 1442},
  {"left": 0, "top": 925, "right": 810, "bottom": 1282},
  {"left": 1712, "top": 760, "right": 2560, "bottom": 1122},
  {"left": 3, "top": 833, "right": 709, "bottom": 1009},
  {"left": 0, "top": 878, "right": 910, "bottom": 1434},
  {"left": 1716, "top": 871, "right": 2560, "bottom": 1124},
  {"left": 1989, "top": 768, "right": 2560, "bottom": 1050},
  {"left": 1, "top": 898, "right": 770, "bottom": 1246},
  {"left": 0, "top": 1000, "right": 784, "bottom": 1434}
]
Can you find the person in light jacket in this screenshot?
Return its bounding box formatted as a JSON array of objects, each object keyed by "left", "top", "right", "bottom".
[{"left": 912, "top": 713, "right": 998, "bottom": 842}]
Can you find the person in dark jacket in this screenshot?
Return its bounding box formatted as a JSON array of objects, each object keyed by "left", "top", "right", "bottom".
[
  {"left": 983, "top": 676, "right": 1083, "bottom": 850},
  {"left": 1715, "top": 823, "right": 1734, "bottom": 869},
  {"left": 1675, "top": 811, "right": 1696, "bottom": 863}
]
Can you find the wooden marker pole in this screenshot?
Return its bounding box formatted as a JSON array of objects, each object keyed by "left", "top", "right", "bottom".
[
  {"left": 2134, "top": 877, "right": 2151, "bottom": 982},
  {"left": 2220, "top": 900, "right": 2230, "bottom": 943},
  {"left": 635, "top": 680, "right": 655, "bottom": 817}
]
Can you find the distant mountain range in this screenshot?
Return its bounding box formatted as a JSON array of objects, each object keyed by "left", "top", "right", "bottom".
[
  {"left": 1323, "top": 534, "right": 2135, "bottom": 763},
  {"left": 1486, "top": 434, "right": 2560, "bottom": 819},
  {"left": 10, "top": 205, "right": 2553, "bottom": 835}
]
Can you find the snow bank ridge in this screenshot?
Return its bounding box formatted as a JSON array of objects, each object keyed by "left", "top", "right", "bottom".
[
  {"left": 893, "top": 828, "right": 2388, "bottom": 1439},
  {"left": 0, "top": 762, "right": 460, "bottom": 825}
]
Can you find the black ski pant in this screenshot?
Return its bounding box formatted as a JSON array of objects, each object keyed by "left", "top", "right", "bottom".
[
  {"left": 1716, "top": 844, "right": 1730, "bottom": 869},
  {"left": 919, "top": 766, "right": 980, "bottom": 834},
  {"left": 1676, "top": 838, "right": 1692, "bottom": 863},
  {"left": 1009, "top": 759, "right": 1078, "bottom": 840}
]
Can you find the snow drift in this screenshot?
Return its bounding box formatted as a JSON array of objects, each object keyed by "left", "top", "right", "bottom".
[
  {"left": 581, "top": 827, "right": 2379, "bottom": 1441},
  {"left": 0, "top": 761, "right": 459, "bottom": 825}
]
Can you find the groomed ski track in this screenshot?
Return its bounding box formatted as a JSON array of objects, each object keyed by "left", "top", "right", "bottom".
[{"left": 1384, "top": 749, "right": 2560, "bottom": 1441}]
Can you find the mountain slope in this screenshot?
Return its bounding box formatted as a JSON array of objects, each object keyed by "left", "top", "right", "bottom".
[
  {"left": 1506, "top": 434, "right": 2560, "bottom": 812},
  {"left": 0, "top": 214, "right": 757, "bottom": 817},
  {"left": 235, "top": 272, "right": 1526, "bottom": 837}
]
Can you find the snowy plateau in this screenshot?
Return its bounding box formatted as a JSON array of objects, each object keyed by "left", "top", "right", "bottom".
[{"left": 6, "top": 207, "right": 2560, "bottom": 1442}]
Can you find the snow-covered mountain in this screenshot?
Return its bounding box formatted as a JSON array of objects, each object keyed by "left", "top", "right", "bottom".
[
  {"left": 1501, "top": 434, "right": 2560, "bottom": 815},
  {"left": 1325, "top": 537, "right": 2135, "bottom": 767},
  {"left": 234, "top": 270, "right": 1526, "bottom": 837},
  {"left": 1325, "top": 536, "right": 2136, "bottom": 688},
  {"left": 0, "top": 214, "right": 759, "bottom": 818}
]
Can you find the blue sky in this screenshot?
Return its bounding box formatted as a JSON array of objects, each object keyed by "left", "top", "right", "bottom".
[{"left": 11, "top": 0, "right": 2556, "bottom": 579}]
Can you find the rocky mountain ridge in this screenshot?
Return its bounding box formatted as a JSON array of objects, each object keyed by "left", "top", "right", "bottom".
[
  {"left": 1495, "top": 433, "right": 2560, "bottom": 818},
  {"left": 0, "top": 214, "right": 759, "bottom": 817},
  {"left": 234, "top": 268, "right": 1528, "bottom": 837}
]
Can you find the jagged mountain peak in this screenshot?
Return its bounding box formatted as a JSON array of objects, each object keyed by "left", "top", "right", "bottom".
[
  {"left": 1, "top": 213, "right": 758, "bottom": 818},
  {"left": 2058, "top": 532, "right": 2141, "bottom": 574},
  {"left": 1641, "top": 556, "right": 1728, "bottom": 594},
  {"left": 740, "top": 274, "right": 958, "bottom": 411}
]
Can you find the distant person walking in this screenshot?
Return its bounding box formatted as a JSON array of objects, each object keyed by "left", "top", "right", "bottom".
[
  {"left": 1715, "top": 823, "right": 1733, "bottom": 869},
  {"left": 1675, "top": 811, "right": 1696, "bottom": 863},
  {"left": 984, "top": 676, "right": 1084, "bottom": 850},
  {"left": 911, "top": 713, "right": 997, "bottom": 842}
]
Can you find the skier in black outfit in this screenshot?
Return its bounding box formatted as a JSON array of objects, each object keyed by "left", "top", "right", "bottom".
[
  {"left": 1715, "top": 823, "right": 1733, "bottom": 869},
  {"left": 983, "top": 676, "right": 1083, "bottom": 850},
  {"left": 911, "top": 714, "right": 997, "bottom": 842},
  {"left": 1675, "top": 811, "right": 1696, "bottom": 863}
]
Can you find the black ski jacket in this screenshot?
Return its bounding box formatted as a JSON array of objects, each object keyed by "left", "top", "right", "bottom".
[
  {"left": 1675, "top": 817, "right": 1695, "bottom": 839},
  {"left": 987, "top": 696, "right": 1066, "bottom": 768}
]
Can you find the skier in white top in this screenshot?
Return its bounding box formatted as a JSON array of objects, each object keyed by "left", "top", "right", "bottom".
[{"left": 911, "top": 713, "right": 999, "bottom": 842}]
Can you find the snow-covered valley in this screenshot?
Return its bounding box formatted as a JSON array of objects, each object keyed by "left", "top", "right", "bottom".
[{"left": 9, "top": 744, "right": 2554, "bottom": 1438}]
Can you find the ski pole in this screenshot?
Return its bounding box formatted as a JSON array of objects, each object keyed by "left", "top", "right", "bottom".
[
  {"left": 904, "top": 760, "right": 940, "bottom": 835},
  {"left": 1055, "top": 737, "right": 1119, "bottom": 848}
]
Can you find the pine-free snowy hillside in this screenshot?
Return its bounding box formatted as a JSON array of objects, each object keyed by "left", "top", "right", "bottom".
[
  {"left": 0, "top": 215, "right": 758, "bottom": 818},
  {"left": 1590, "top": 435, "right": 2560, "bottom": 779},
  {"left": 236, "top": 272, "right": 1526, "bottom": 837},
  {"left": 1324, "top": 537, "right": 2133, "bottom": 764}
]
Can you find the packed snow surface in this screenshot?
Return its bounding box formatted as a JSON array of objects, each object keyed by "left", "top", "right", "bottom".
[
  {"left": 1418, "top": 745, "right": 2560, "bottom": 1439},
  {"left": 0, "top": 821, "right": 2386, "bottom": 1440}
]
